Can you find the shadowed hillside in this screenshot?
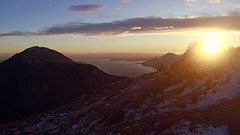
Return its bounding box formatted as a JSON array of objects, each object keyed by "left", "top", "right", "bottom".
[{"left": 0, "top": 46, "right": 126, "bottom": 122}]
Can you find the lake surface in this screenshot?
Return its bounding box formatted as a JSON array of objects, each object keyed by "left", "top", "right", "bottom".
[{"left": 75, "top": 59, "right": 156, "bottom": 77}]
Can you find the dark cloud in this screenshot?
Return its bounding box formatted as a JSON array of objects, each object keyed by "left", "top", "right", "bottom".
[
  {"left": 97, "top": 14, "right": 110, "bottom": 19},
  {"left": 0, "top": 31, "right": 38, "bottom": 37},
  {"left": 0, "top": 15, "right": 240, "bottom": 37},
  {"left": 69, "top": 4, "right": 106, "bottom": 13}
]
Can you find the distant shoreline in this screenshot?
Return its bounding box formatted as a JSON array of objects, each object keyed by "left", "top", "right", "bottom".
[{"left": 75, "top": 58, "right": 156, "bottom": 77}]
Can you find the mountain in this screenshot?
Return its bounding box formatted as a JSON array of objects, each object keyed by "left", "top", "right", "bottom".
[
  {"left": 0, "top": 46, "right": 125, "bottom": 121},
  {"left": 1, "top": 45, "right": 240, "bottom": 134},
  {"left": 2, "top": 46, "right": 74, "bottom": 65},
  {"left": 142, "top": 53, "right": 181, "bottom": 70}
]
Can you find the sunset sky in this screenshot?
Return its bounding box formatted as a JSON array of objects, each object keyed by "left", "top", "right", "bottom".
[{"left": 0, "top": 0, "right": 239, "bottom": 54}]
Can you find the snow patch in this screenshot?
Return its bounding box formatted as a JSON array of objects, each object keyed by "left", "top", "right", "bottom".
[
  {"left": 163, "top": 83, "right": 183, "bottom": 93},
  {"left": 155, "top": 99, "right": 171, "bottom": 108},
  {"left": 162, "top": 121, "right": 228, "bottom": 135},
  {"left": 134, "top": 113, "right": 142, "bottom": 120}
]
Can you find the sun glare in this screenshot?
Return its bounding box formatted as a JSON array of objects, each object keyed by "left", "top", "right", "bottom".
[{"left": 203, "top": 38, "right": 221, "bottom": 54}]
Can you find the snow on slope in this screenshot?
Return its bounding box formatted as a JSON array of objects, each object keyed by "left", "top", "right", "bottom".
[
  {"left": 162, "top": 121, "right": 228, "bottom": 135},
  {"left": 168, "top": 56, "right": 240, "bottom": 111}
]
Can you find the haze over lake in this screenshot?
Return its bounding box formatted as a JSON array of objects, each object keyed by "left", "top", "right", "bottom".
[{"left": 75, "top": 58, "right": 156, "bottom": 77}]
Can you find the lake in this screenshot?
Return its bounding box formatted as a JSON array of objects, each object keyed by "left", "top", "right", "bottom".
[{"left": 75, "top": 59, "right": 156, "bottom": 77}]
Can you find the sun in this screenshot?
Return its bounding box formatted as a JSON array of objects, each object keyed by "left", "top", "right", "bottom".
[{"left": 203, "top": 38, "right": 221, "bottom": 54}]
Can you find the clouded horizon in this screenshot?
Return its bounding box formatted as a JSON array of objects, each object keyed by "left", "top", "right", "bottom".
[{"left": 0, "top": 15, "right": 239, "bottom": 37}]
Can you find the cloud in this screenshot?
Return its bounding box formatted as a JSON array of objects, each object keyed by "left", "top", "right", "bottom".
[
  {"left": 130, "top": 27, "right": 142, "bottom": 30},
  {"left": 196, "top": 4, "right": 240, "bottom": 17},
  {"left": 226, "top": 4, "right": 240, "bottom": 15},
  {"left": 97, "top": 14, "right": 110, "bottom": 19},
  {"left": 185, "top": 0, "right": 196, "bottom": 2},
  {"left": 120, "top": 0, "right": 132, "bottom": 3},
  {"left": 177, "top": 15, "right": 196, "bottom": 19},
  {"left": 69, "top": 4, "right": 106, "bottom": 13},
  {"left": 207, "top": 0, "right": 221, "bottom": 3},
  {"left": 114, "top": 7, "right": 125, "bottom": 10},
  {"left": 0, "top": 31, "right": 39, "bottom": 37},
  {"left": 155, "top": 26, "right": 174, "bottom": 30},
  {"left": 0, "top": 15, "right": 240, "bottom": 37},
  {"left": 184, "top": 0, "right": 196, "bottom": 6}
]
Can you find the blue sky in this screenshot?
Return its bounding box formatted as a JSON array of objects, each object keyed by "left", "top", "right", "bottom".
[
  {"left": 1, "top": 0, "right": 238, "bottom": 31},
  {"left": 0, "top": 0, "right": 239, "bottom": 54}
]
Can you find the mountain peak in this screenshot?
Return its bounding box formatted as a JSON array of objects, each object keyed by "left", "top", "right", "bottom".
[
  {"left": 141, "top": 53, "right": 181, "bottom": 70},
  {"left": 23, "top": 46, "right": 51, "bottom": 52},
  {"left": 161, "top": 52, "right": 179, "bottom": 58},
  {"left": 1, "top": 46, "right": 74, "bottom": 64}
]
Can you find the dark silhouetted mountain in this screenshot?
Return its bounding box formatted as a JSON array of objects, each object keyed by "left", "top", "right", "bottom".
[
  {"left": 2, "top": 46, "right": 74, "bottom": 65},
  {"left": 0, "top": 46, "right": 126, "bottom": 121},
  {"left": 142, "top": 53, "right": 181, "bottom": 70},
  {"left": 1, "top": 45, "right": 240, "bottom": 134}
]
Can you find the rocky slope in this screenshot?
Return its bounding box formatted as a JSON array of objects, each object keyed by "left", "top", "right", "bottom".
[
  {"left": 1, "top": 46, "right": 240, "bottom": 134},
  {"left": 0, "top": 46, "right": 125, "bottom": 121}
]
